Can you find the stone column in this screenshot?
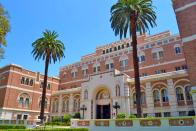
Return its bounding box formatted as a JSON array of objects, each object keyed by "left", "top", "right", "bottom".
[
  {"left": 145, "top": 82, "right": 155, "bottom": 116},
  {"left": 191, "top": 86, "right": 196, "bottom": 115},
  {"left": 129, "top": 85, "right": 134, "bottom": 113},
  {"left": 69, "top": 94, "right": 74, "bottom": 114},
  {"left": 167, "top": 79, "right": 178, "bottom": 116},
  {"left": 58, "top": 94, "right": 63, "bottom": 116},
  {"left": 124, "top": 83, "right": 130, "bottom": 115}
]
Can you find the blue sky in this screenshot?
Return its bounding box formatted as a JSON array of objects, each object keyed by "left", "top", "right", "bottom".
[{"left": 0, "top": 0, "right": 179, "bottom": 77}]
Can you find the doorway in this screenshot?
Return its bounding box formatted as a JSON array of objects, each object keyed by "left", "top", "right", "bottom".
[{"left": 96, "top": 104, "right": 110, "bottom": 119}]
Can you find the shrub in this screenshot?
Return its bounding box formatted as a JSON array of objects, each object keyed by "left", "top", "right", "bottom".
[
  {"left": 128, "top": 114, "right": 137, "bottom": 118},
  {"left": 73, "top": 112, "right": 81, "bottom": 119},
  {"left": 0, "top": 125, "right": 26, "bottom": 129},
  {"left": 116, "top": 113, "right": 126, "bottom": 119},
  {"left": 63, "top": 114, "right": 71, "bottom": 126},
  {"left": 4, "top": 128, "right": 88, "bottom": 131},
  {"left": 52, "top": 116, "right": 62, "bottom": 122},
  {"left": 146, "top": 115, "right": 155, "bottom": 119}
]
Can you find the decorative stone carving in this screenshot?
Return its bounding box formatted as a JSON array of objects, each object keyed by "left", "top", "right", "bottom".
[
  {"left": 169, "top": 118, "right": 194, "bottom": 126},
  {"left": 115, "top": 120, "right": 133, "bottom": 127},
  {"left": 140, "top": 119, "right": 161, "bottom": 127}
]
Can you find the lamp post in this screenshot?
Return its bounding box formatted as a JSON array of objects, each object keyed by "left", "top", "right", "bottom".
[
  {"left": 113, "top": 102, "right": 120, "bottom": 117},
  {"left": 80, "top": 105, "right": 87, "bottom": 119}
]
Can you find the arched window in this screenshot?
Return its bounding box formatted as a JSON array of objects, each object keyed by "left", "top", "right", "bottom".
[
  {"left": 52, "top": 101, "right": 55, "bottom": 113},
  {"left": 19, "top": 97, "right": 24, "bottom": 106},
  {"left": 73, "top": 98, "right": 80, "bottom": 112},
  {"left": 25, "top": 78, "right": 29, "bottom": 85},
  {"left": 39, "top": 98, "right": 48, "bottom": 109},
  {"left": 153, "top": 90, "right": 160, "bottom": 102},
  {"left": 30, "top": 79, "right": 34, "bottom": 86},
  {"left": 55, "top": 100, "right": 59, "bottom": 112},
  {"left": 25, "top": 98, "right": 30, "bottom": 108},
  {"left": 133, "top": 92, "right": 146, "bottom": 104},
  {"left": 185, "top": 86, "right": 192, "bottom": 100},
  {"left": 84, "top": 90, "right": 88, "bottom": 99},
  {"left": 161, "top": 89, "right": 169, "bottom": 102},
  {"left": 18, "top": 93, "right": 31, "bottom": 108},
  {"left": 62, "top": 98, "right": 69, "bottom": 112},
  {"left": 21, "top": 77, "right": 25, "bottom": 84},
  {"left": 176, "top": 87, "right": 184, "bottom": 101},
  {"left": 96, "top": 89, "right": 110, "bottom": 100},
  {"left": 116, "top": 85, "right": 120, "bottom": 96},
  {"left": 141, "top": 92, "right": 146, "bottom": 104}
]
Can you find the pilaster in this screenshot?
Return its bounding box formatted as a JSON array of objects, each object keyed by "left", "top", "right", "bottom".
[
  {"left": 167, "top": 79, "right": 178, "bottom": 116},
  {"left": 145, "top": 82, "right": 154, "bottom": 116}
]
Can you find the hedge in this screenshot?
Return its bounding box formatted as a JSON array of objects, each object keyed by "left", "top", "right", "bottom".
[
  {"left": 0, "top": 128, "right": 88, "bottom": 131},
  {"left": 0, "top": 125, "right": 26, "bottom": 129}
]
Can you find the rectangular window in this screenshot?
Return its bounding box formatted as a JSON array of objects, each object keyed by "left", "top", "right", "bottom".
[
  {"left": 120, "top": 61, "right": 123, "bottom": 67},
  {"left": 155, "top": 113, "right": 162, "bottom": 117},
  {"left": 23, "top": 115, "right": 28, "bottom": 120},
  {"left": 152, "top": 53, "right": 158, "bottom": 60},
  {"left": 97, "top": 66, "right": 101, "bottom": 72},
  {"left": 110, "top": 48, "right": 112, "bottom": 52},
  {"left": 106, "top": 64, "right": 110, "bottom": 70},
  {"left": 175, "top": 66, "right": 181, "bottom": 71},
  {"left": 182, "top": 65, "right": 187, "bottom": 70},
  {"left": 125, "top": 59, "right": 128, "bottom": 66},
  {"left": 110, "top": 63, "right": 114, "bottom": 69},
  {"left": 141, "top": 55, "right": 145, "bottom": 62},
  {"left": 164, "top": 112, "right": 171, "bottom": 117},
  {"left": 175, "top": 47, "right": 181, "bottom": 54},
  {"left": 159, "top": 51, "right": 164, "bottom": 58},
  {"left": 103, "top": 50, "right": 105, "bottom": 54},
  {"left": 179, "top": 111, "right": 186, "bottom": 116},
  {"left": 17, "top": 114, "right": 22, "bottom": 120},
  {"left": 93, "top": 67, "right": 96, "bottom": 73}
]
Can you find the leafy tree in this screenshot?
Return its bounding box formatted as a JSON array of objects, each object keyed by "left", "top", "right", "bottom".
[
  {"left": 0, "top": 4, "right": 10, "bottom": 59},
  {"left": 63, "top": 114, "right": 71, "bottom": 125},
  {"left": 32, "top": 30, "right": 65, "bottom": 123},
  {"left": 110, "top": 0, "right": 156, "bottom": 117}
]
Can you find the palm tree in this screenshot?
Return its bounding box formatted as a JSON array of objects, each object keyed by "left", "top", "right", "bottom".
[
  {"left": 0, "top": 4, "right": 10, "bottom": 59},
  {"left": 32, "top": 30, "right": 65, "bottom": 123},
  {"left": 110, "top": 0, "right": 156, "bottom": 117}
]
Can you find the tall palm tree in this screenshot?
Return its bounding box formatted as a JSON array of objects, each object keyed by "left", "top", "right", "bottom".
[
  {"left": 110, "top": 0, "right": 156, "bottom": 117},
  {"left": 32, "top": 30, "right": 65, "bottom": 123}
]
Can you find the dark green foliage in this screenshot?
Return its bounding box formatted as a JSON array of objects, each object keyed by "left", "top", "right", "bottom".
[
  {"left": 52, "top": 116, "right": 62, "bottom": 122},
  {"left": 110, "top": 0, "right": 156, "bottom": 39},
  {"left": 32, "top": 30, "right": 65, "bottom": 64},
  {"left": 0, "top": 125, "right": 26, "bottom": 129},
  {"left": 116, "top": 113, "right": 126, "bottom": 119},
  {"left": 1, "top": 128, "right": 88, "bottom": 131},
  {"left": 73, "top": 113, "right": 81, "bottom": 119},
  {"left": 63, "top": 114, "right": 71, "bottom": 125},
  {"left": 129, "top": 114, "right": 137, "bottom": 118}
]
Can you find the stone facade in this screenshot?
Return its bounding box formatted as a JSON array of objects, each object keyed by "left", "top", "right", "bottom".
[{"left": 50, "top": 31, "right": 195, "bottom": 119}]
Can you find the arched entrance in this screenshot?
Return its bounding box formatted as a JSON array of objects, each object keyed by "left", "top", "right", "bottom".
[{"left": 95, "top": 88, "right": 111, "bottom": 119}]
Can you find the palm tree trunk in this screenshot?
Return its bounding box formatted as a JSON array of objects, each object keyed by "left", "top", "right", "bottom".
[
  {"left": 130, "top": 13, "right": 142, "bottom": 118},
  {"left": 40, "top": 55, "right": 50, "bottom": 123}
]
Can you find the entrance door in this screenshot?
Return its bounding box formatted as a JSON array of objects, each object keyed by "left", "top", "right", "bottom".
[{"left": 96, "top": 104, "right": 110, "bottom": 119}]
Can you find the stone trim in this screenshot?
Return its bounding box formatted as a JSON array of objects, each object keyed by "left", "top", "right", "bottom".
[
  {"left": 182, "top": 34, "right": 196, "bottom": 43},
  {"left": 0, "top": 85, "right": 51, "bottom": 96},
  {"left": 1, "top": 107, "right": 49, "bottom": 113},
  {"left": 175, "top": 2, "right": 196, "bottom": 13}
]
